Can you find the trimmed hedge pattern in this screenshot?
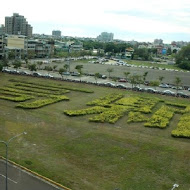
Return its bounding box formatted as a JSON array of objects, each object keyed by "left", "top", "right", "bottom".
[
  {"left": 10, "top": 79, "right": 94, "bottom": 93},
  {"left": 144, "top": 106, "right": 174, "bottom": 128},
  {"left": 16, "top": 95, "right": 69, "bottom": 109},
  {"left": 0, "top": 94, "right": 34, "bottom": 102},
  {"left": 86, "top": 93, "right": 124, "bottom": 107},
  {"left": 89, "top": 105, "right": 128, "bottom": 124},
  {"left": 127, "top": 112, "right": 148, "bottom": 123},
  {"left": 172, "top": 113, "right": 190, "bottom": 138},
  {"left": 64, "top": 106, "right": 107, "bottom": 116}
]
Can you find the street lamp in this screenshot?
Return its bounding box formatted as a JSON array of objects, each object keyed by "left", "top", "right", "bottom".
[
  {"left": 0, "top": 132, "right": 27, "bottom": 190},
  {"left": 171, "top": 184, "right": 179, "bottom": 190}
]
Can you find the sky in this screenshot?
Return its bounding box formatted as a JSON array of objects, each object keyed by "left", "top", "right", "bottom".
[{"left": 0, "top": 0, "right": 190, "bottom": 43}]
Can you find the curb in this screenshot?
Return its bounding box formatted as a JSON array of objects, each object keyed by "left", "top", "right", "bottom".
[{"left": 0, "top": 156, "right": 72, "bottom": 190}]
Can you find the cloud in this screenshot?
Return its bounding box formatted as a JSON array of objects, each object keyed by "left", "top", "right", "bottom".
[{"left": 0, "top": 0, "right": 190, "bottom": 42}]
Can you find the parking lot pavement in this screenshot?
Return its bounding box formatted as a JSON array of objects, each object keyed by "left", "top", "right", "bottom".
[{"left": 0, "top": 160, "right": 66, "bottom": 190}]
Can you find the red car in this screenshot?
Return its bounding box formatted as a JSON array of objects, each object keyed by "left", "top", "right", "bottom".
[{"left": 118, "top": 78, "right": 127, "bottom": 82}]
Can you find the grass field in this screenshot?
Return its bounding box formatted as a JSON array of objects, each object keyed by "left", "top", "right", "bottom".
[{"left": 0, "top": 73, "right": 190, "bottom": 190}]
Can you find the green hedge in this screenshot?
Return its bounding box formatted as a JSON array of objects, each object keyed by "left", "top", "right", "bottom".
[
  {"left": 9, "top": 79, "right": 93, "bottom": 93},
  {"left": 144, "top": 106, "right": 174, "bottom": 128},
  {"left": 0, "top": 94, "right": 34, "bottom": 102},
  {"left": 16, "top": 95, "right": 69, "bottom": 109},
  {"left": 64, "top": 106, "right": 107, "bottom": 116},
  {"left": 8, "top": 85, "right": 67, "bottom": 95},
  {"left": 127, "top": 112, "right": 148, "bottom": 123},
  {"left": 87, "top": 93, "right": 124, "bottom": 107},
  {"left": 89, "top": 105, "right": 128, "bottom": 124},
  {"left": 172, "top": 113, "right": 190, "bottom": 138}
]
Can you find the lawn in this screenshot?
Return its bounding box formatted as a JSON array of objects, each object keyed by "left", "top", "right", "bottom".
[{"left": 0, "top": 73, "right": 190, "bottom": 190}]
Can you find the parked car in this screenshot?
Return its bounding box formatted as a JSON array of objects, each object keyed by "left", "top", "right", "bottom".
[
  {"left": 162, "top": 90, "right": 175, "bottom": 96},
  {"left": 33, "top": 72, "right": 42, "bottom": 77},
  {"left": 116, "top": 84, "right": 127, "bottom": 89},
  {"left": 118, "top": 78, "right": 127, "bottom": 82},
  {"left": 71, "top": 72, "right": 80, "bottom": 76},
  {"left": 104, "top": 82, "right": 116, "bottom": 87},
  {"left": 144, "top": 88, "right": 157, "bottom": 93},
  {"left": 176, "top": 92, "right": 189, "bottom": 98},
  {"left": 63, "top": 72, "right": 70, "bottom": 75},
  {"left": 159, "top": 84, "right": 169, "bottom": 88}
]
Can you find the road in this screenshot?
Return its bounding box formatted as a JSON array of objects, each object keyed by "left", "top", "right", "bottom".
[
  {"left": 0, "top": 160, "right": 65, "bottom": 190},
  {"left": 4, "top": 65, "right": 190, "bottom": 96}
]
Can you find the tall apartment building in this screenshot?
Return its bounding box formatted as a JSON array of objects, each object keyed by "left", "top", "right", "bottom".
[
  {"left": 5, "top": 13, "right": 33, "bottom": 38},
  {"left": 52, "top": 30, "right": 61, "bottom": 37},
  {"left": 97, "top": 32, "right": 114, "bottom": 42},
  {"left": 0, "top": 25, "right": 5, "bottom": 35}
]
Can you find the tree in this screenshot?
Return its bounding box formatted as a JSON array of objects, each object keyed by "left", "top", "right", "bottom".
[
  {"left": 28, "top": 64, "right": 37, "bottom": 73},
  {"left": 2, "top": 58, "right": 9, "bottom": 68},
  {"left": 75, "top": 65, "right": 83, "bottom": 81},
  {"left": 37, "top": 61, "right": 43, "bottom": 70},
  {"left": 159, "top": 76, "right": 164, "bottom": 83},
  {"left": 44, "top": 66, "right": 53, "bottom": 74},
  {"left": 59, "top": 68, "right": 66, "bottom": 79},
  {"left": 175, "top": 44, "right": 190, "bottom": 70},
  {"left": 13, "top": 60, "right": 22, "bottom": 71},
  {"left": 174, "top": 77, "right": 182, "bottom": 94},
  {"left": 94, "top": 73, "right": 100, "bottom": 84},
  {"left": 143, "top": 71, "right": 148, "bottom": 83},
  {"left": 150, "top": 80, "right": 160, "bottom": 90},
  {"left": 64, "top": 64, "right": 69, "bottom": 72},
  {"left": 129, "top": 74, "right": 142, "bottom": 89},
  {"left": 107, "top": 68, "right": 114, "bottom": 78},
  {"left": 124, "top": 72, "right": 130, "bottom": 81},
  {"left": 53, "top": 65, "right": 57, "bottom": 71},
  {"left": 0, "top": 63, "right": 3, "bottom": 72}
]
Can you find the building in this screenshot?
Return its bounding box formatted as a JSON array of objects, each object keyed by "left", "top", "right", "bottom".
[
  {"left": 5, "top": 13, "right": 33, "bottom": 38},
  {"left": 28, "top": 39, "right": 54, "bottom": 58},
  {"left": 52, "top": 30, "right": 61, "bottom": 37},
  {"left": 153, "top": 39, "right": 163, "bottom": 45},
  {"left": 0, "top": 25, "right": 5, "bottom": 35},
  {"left": 97, "top": 32, "right": 114, "bottom": 42},
  {"left": 4, "top": 34, "right": 27, "bottom": 59},
  {"left": 0, "top": 34, "right": 6, "bottom": 58}
]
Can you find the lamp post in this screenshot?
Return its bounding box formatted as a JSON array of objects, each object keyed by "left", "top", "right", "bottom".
[{"left": 0, "top": 132, "right": 27, "bottom": 190}]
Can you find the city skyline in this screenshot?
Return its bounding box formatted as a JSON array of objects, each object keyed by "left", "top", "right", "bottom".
[{"left": 0, "top": 0, "right": 190, "bottom": 43}]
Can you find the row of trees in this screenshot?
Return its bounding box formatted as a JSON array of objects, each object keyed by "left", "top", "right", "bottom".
[{"left": 175, "top": 44, "right": 190, "bottom": 70}]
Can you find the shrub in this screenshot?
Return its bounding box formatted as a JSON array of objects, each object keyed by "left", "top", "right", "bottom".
[
  {"left": 144, "top": 106, "right": 174, "bottom": 128},
  {"left": 127, "top": 112, "right": 148, "bottom": 123},
  {"left": 87, "top": 93, "right": 124, "bottom": 107},
  {"left": 172, "top": 113, "right": 190, "bottom": 138},
  {"left": 89, "top": 105, "right": 128, "bottom": 124},
  {"left": 0, "top": 94, "right": 34, "bottom": 102},
  {"left": 64, "top": 106, "right": 107, "bottom": 116},
  {"left": 16, "top": 95, "right": 69, "bottom": 109}
]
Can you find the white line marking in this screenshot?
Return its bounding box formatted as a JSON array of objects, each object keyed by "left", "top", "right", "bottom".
[{"left": 0, "top": 173, "right": 17, "bottom": 184}]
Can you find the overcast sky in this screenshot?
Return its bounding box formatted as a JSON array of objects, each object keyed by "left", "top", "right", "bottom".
[{"left": 1, "top": 0, "right": 190, "bottom": 43}]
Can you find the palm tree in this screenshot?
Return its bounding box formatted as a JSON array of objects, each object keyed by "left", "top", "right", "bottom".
[
  {"left": 94, "top": 73, "right": 100, "bottom": 84},
  {"left": 64, "top": 64, "right": 69, "bottom": 72},
  {"left": 75, "top": 65, "right": 83, "bottom": 81},
  {"left": 28, "top": 64, "right": 37, "bottom": 73},
  {"left": 59, "top": 68, "right": 66, "bottom": 79},
  {"left": 143, "top": 71, "right": 148, "bottom": 83},
  {"left": 53, "top": 65, "right": 57, "bottom": 71},
  {"left": 174, "top": 77, "right": 182, "bottom": 94},
  {"left": 124, "top": 71, "right": 130, "bottom": 81},
  {"left": 107, "top": 68, "right": 114, "bottom": 78},
  {"left": 159, "top": 76, "right": 164, "bottom": 84}
]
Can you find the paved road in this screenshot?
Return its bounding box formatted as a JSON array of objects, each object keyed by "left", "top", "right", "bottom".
[
  {"left": 4, "top": 66, "right": 190, "bottom": 96},
  {"left": 0, "top": 160, "right": 65, "bottom": 190}
]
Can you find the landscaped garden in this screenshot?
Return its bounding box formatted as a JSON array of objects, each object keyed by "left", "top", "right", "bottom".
[{"left": 0, "top": 73, "right": 190, "bottom": 190}]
